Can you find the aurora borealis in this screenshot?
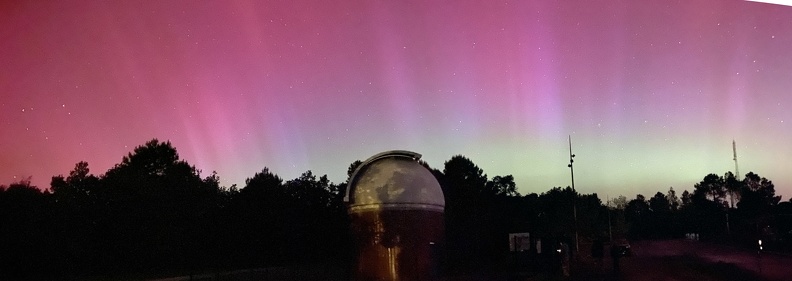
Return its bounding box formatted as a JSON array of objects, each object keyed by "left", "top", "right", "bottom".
[{"left": 2, "top": 0, "right": 791, "bottom": 199}]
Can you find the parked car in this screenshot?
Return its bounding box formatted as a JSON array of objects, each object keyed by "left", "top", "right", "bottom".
[{"left": 612, "top": 239, "right": 632, "bottom": 257}]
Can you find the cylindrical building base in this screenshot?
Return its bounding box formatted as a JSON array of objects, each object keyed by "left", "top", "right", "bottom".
[{"left": 350, "top": 209, "right": 444, "bottom": 281}]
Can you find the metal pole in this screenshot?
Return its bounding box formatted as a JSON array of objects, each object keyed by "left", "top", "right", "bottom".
[
  {"left": 568, "top": 135, "right": 579, "bottom": 253},
  {"left": 607, "top": 195, "right": 613, "bottom": 242}
]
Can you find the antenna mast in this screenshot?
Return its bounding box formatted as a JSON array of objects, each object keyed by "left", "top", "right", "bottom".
[
  {"left": 733, "top": 140, "right": 740, "bottom": 180},
  {"left": 567, "top": 135, "right": 579, "bottom": 253}
]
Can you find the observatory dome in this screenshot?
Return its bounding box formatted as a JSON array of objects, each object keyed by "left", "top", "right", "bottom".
[{"left": 345, "top": 150, "right": 444, "bottom": 212}]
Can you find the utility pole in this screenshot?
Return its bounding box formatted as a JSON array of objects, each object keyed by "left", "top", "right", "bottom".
[
  {"left": 607, "top": 195, "right": 613, "bottom": 242},
  {"left": 567, "top": 135, "right": 579, "bottom": 253}
]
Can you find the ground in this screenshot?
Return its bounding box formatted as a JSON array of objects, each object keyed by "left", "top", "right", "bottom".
[
  {"left": 148, "top": 240, "right": 792, "bottom": 280},
  {"left": 562, "top": 239, "right": 792, "bottom": 281}
]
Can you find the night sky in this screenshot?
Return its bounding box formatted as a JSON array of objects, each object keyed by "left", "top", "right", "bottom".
[{"left": 2, "top": 0, "right": 791, "bottom": 199}]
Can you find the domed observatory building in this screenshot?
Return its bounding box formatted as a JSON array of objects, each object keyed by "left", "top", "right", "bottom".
[{"left": 345, "top": 150, "right": 445, "bottom": 281}]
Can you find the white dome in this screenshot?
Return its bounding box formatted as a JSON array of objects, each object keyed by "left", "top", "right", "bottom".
[{"left": 345, "top": 151, "right": 444, "bottom": 212}]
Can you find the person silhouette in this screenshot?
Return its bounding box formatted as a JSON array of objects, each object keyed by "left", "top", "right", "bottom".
[
  {"left": 610, "top": 243, "right": 621, "bottom": 273},
  {"left": 591, "top": 239, "right": 604, "bottom": 272}
]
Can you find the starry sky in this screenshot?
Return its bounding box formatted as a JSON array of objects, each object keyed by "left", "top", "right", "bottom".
[{"left": 2, "top": 0, "right": 791, "bottom": 200}]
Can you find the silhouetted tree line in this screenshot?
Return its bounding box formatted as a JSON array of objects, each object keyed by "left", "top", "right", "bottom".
[
  {"left": 0, "top": 140, "right": 349, "bottom": 280},
  {"left": 2, "top": 139, "right": 791, "bottom": 279},
  {"left": 623, "top": 171, "right": 792, "bottom": 250}
]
